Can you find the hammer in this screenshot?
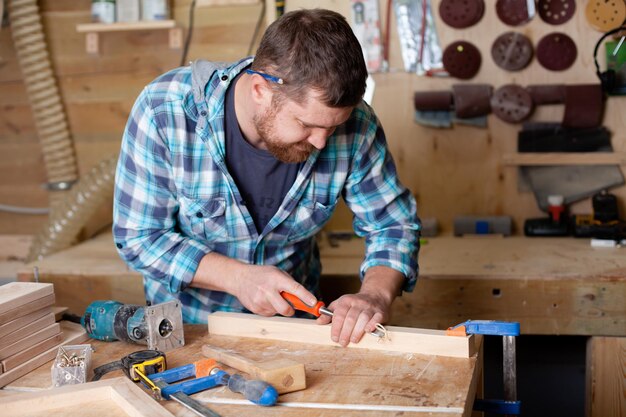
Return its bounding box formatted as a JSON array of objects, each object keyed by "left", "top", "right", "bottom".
[{"left": 201, "top": 345, "right": 306, "bottom": 394}]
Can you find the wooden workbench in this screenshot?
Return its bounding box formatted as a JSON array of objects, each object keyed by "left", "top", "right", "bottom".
[
  {"left": 15, "top": 232, "right": 626, "bottom": 416},
  {"left": 319, "top": 235, "right": 626, "bottom": 336},
  {"left": 17, "top": 232, "right": 626, "bottom": 336},
  {"left": 0, "top": 325, "right": 483, "bottom": 417}
]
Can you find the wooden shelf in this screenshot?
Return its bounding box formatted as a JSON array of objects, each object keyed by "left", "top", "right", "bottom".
[
  {"left": 502, "top": 152, "right": 626, "bottom": 166},
  {"left": 76, "top": 20, "right": 182, "bottom": 54},
  {"left": 76, "top": 20, "right": 176, "bottom": 33},
  {"left": 196, "top": 0, "right": 261, "bottom": 6}
]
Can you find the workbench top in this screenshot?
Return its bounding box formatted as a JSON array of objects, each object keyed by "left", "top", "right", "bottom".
[
  {"left": 17, "top": 232, "right": 626, "bottom": 335},
  {"left": 320, "top": 234, "right": 626, "bottom": 280},
  {"left": 1, "top": 325, "right": 483, "bottom": 417}
]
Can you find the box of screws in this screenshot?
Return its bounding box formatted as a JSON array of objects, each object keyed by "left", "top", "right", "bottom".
[{"left": 51, "top": 344, "right": 93, "bottom": 387}]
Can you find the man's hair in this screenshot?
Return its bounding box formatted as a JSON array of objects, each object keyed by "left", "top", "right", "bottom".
[{"left": 251, "top": 9, "right": 367, "bottom": 108}]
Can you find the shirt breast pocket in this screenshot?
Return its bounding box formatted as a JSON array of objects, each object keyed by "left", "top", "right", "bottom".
[
  {"left": 287, "top": 199, "right": 335, "bottom": 243},
  {"left": 178, "top": 195, "right": 227, "bottom": 242}
]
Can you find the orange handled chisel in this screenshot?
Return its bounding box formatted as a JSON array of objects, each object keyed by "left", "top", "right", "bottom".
[
  {"left": 280, "top": 291, "right": 385, "bottom": 338},
  {"left": 280, "top": 291, "right": 333, "bottom": 318}
]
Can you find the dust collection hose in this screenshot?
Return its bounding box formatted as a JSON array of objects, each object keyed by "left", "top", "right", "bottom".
[
  {"left": 27, "top": 154, "right": 117, "bottom": 262},
  {"left": 8, "top": 0, "right": 78, "bottom": 208}
]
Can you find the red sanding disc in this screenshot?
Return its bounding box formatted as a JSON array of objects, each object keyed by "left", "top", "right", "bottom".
[
  {"left": 439, "top": 0, "right": 485, "bottom": 28},
  {"left": 443, "top": 41, "right": 482, "bottom": 80},
  {"left": 496, "top": 0, "right": 533, "bottom": 26},
  {"left": 536, "top": 32, "right": 577, "bottom": 71},
  {"left": 537, "top": 0, "right": 576, "bottom": 25},
  {"left": 491, "top": 32, "right": 533, "bottom": 71},
  {"left": 490, "top": 84, "right": 534, "bottom": 123}
]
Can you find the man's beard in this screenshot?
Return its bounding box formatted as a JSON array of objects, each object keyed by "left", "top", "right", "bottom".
[{"left": 253, "top": 106, "right": 315, "bottom": 164}]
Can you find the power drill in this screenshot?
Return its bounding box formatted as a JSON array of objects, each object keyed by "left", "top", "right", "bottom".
[
  {"left": 81, "top": 300, "right": 185, "bottom": 352},
  {"left": 572, "top": 191, "right": 626, "bottom": 241}
]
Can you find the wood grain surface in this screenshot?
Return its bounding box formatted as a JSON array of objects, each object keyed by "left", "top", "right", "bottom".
[{"left": 3, "top": 325, "right": 483, "bottom": 417}]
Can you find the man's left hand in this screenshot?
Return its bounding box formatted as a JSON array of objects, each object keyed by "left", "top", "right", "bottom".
[{"left": 315, "top": 266, "right": 404, "bottom": 347}]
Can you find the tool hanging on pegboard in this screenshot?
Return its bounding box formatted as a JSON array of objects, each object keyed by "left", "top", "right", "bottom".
[
  {"left": 394, "top": 0, "right": 443, "bottom": 76},
  {"left": 350, "top": 0, "right": 384, "bottom": 72}
]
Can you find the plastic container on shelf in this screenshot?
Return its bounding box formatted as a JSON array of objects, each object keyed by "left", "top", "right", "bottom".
[
  {"left": 116, "top": 0, "right": 141, "bottom": 23},
  {"left": 91, "top": 0, "right": 116, "bottom": 24},
  {"left": 141, "top": 0, "right": 170, "bottom": 21}
]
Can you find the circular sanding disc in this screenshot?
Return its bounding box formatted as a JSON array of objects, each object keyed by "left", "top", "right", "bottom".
[
  {"left": 490, "top": 84, "right": 534, "bottom": 123},
  {"left": 537, "top": 0, "right": 576, "bottom": 25},
  {"left": 496, "top": 0, "right": 534, "bottom": 26},
  {"left": 443, "top": 41, "right": 482, "bottom": 79},
  {"left": 439, "top": 0, "right": 485, "bottom": 28},
  {"left": 491, "top": 32, "right": 533, "bottom": 71},
  {"left": 585, "top": 0, "right": 626, "bottom": 32},
  {"left": 536, "top": 32, "right": 577, "bottom": 71}
]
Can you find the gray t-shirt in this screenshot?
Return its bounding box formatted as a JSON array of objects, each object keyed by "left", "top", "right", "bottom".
[{"left": 224, "top": 73, "right": 301, "bottom": 233}]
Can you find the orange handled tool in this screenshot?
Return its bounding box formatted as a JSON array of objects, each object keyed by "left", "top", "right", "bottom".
[
  {"left": 280, "top": 291, "right": 333, "bottom": 317},
  {"left": 280, "top": 292, "right": 386, "bottom": 338}
]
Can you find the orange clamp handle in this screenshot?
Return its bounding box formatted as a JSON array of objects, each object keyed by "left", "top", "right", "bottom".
[{"left": 280, "top": 291, "right": 325, "bottom": 317}]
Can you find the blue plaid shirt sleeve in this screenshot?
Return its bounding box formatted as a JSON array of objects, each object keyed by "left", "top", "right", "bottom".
[
  {"left": 113, "top": 87, "right": 210, "bottom": 294},
  {"left": 343, "top": 105, "right": 421, "bottom": 292}
]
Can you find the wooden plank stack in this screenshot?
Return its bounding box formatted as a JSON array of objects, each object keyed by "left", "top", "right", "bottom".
[{"left": 0, "top": 282, "right": 88, "bottom": 387}]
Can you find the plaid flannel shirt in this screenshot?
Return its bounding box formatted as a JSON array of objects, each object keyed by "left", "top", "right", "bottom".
[{"left": 113, "top": 58, "right": 420, "bottom": 323}]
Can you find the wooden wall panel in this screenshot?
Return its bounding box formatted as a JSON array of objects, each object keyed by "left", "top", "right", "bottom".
[
  {"left": 586, "top": 337, "right": 626, "bottom": 417},
  {"left": 0, "top": 1, "right": 263, "bottom": 234},
  {"left": 0, "top": 0, "right": 624, "bottom": 236}
]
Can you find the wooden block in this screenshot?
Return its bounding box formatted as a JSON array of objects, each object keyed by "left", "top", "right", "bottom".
[
  {"left": 0, "top": 322, "right": 61, "bottom": 360},
  {"left": 202, "top": 344, "right": 306, "bottom": 394},
  {"left": 207, "top": 312, "right": 476, "bottom": 358},
  {"left": 0, "top": 321, "right": 88, "bottom": 388},
  {"left": 1, "top": 377, "right": 175, "bottom": 416},
  {"left": 0, "top": 282, "right": 54, "bottom": 315},
  {"left": 0, "top": 306, "right": 51, "bottom": 339},
  {"left": 0, "top": 312, "right": 56, "bottom": 349},
  {"left": 2, "top": 332, "right": 64, "bottom": 372},
  {"left": 0, "top": 293, "right": 55, "bottom": 326},
  {"left": 52, "top": 306, "right": 69, "bottom": 321}
]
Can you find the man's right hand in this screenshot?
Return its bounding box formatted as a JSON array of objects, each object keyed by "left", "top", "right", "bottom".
[{"left": 191, "top": 253, "right": 317, "bottom": 317}]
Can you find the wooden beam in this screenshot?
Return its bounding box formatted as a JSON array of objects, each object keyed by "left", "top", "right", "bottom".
[
  {"left": 502, "top": 152, "right": 626, "bottom": 166},
  {"left": 0, "top": 312, "right": 55, "bottom": 350},
  {"left": 0, "top": 293, "right": 55, "bottom": 326},
  {"left": 0, "top": 282, "right": 54, "bottom": 315},
  {"left": 207, "top": 312, "right": 475, "bottom": 358},
  {"left": 0, "top": 307, "right": 51, "bottom": 339}
]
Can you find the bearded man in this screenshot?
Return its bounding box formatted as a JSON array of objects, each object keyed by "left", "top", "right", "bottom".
[{"left": 113, "top": 8, "right": 420, "bottom": 347}]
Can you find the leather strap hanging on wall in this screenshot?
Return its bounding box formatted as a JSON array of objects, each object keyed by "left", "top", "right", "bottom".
[
  {"left": 495, "top": 0, "right": 534, "bottom": 26},
  {"left": 526, "top": 84, "right": 566, "bottom": 104},
  {"left": 413, "top": 91, "right": 453, "bottom": 111},
  {"left": 536, "top": 32, "right": 577, "bottom": 71},
  {"left": 537, "top": 0, "right": 576, "bottom": 25},
  {"left": 562, "top": 84, "right": 605, "bottom": 129},
  {"left": 452, "top": 84, "right": 493, "bottom": 118},
  {"left": 585, "top": 0, "right": 626, "bottom": 32},
  {"left": 490, "top": 84, "right": 534, "bottom": 123},
  {"left": 443, "top": 41, "right": 482, "bottom": 79},
  {"left": 491, "top": 32, "right": 533, "bottom": 71},
  {"left": 439, "top": 0, "right": 485, "bottom": 29}
]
